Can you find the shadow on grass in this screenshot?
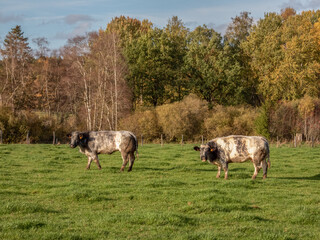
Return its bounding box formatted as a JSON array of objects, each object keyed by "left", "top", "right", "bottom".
[{"left": 277, "top": 174, "right": 320, "bottom": 181}]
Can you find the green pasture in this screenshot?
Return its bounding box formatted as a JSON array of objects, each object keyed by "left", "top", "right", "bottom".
[{"left": 0, "top": 143, "right": 319, "bottom": 240}]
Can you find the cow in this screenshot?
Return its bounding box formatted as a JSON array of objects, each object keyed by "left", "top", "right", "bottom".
[
  {"left": 194, "top": 135, "right": 270, "bottom": 179},
  {"left": 67, "top": 131, "right": 138, "bottom": 172}
]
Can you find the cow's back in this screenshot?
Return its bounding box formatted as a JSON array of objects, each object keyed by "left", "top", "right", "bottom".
[
  {"left": 87, "top": 131, "right": 118, "bottom": 153},
  {"left": 87, "top": 131, "right": 137, "bottom": 154},
  {"left": 213, "top": 135, "right": 268, "bottom": 163}
]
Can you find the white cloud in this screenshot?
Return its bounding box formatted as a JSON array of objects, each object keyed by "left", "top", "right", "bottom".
[
  {"left": 0, "top": 12, "right": 23, "bottom": 23},
  {"left": 55, "top": 22, "right": 93, "bottom": 40},
  {"left": 280, "top": 0, "right": 320, "bottom": 11},
  {"left": 64, "top": 14, "right": 95, "bottom": 25}
]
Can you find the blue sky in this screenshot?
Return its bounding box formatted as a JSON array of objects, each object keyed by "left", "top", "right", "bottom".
[{"left": 1, "top": 0, "right": 320, "bottom": 50}]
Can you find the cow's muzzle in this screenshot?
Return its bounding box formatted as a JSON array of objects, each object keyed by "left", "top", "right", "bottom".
[
  {"left": 201, "top": 157, "right": 206, "bottom": 162},
  {"left": 70, "top": 144, "right": 76, "bottom": 148}
]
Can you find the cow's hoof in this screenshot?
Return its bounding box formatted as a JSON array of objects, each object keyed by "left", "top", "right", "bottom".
[{"left": 263, "top": 175, "right": 267, "bottom": 179}]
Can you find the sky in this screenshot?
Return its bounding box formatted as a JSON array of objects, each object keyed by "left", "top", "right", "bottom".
[{"left": 1, "top": 0, "right": 320, "bottom": 51}]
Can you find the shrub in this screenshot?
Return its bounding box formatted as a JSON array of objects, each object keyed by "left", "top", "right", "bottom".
[
  {"left": 204, "top": 105, "right": 258, "bottom": 139},
  {"left": 156, "top": 94, "right": 207, "bottom": 142},
  {"left": 119, "top": 109, "right": 161, "bottom": 142},
  {"left": 255, "top": 104, "right": 271, "bottom": 140},
  {"left": 269, "top": 101, "right": 299, "bottom": 140},
  {"left": 0, "top": 108, "right": 73, "bottom": 143},
  {"left": 269, "top": 98, "right": 320, "bottom": 141}
]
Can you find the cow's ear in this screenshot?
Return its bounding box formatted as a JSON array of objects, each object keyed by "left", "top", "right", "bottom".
[
  {"left": 194, "top": 146, "right": 200, "bottom": 151},
  {"left": 208, "top": 142, "right": 216, "bottom": 152},
  {"left": 67, "top": 134, "right": 71, "bottom": 139}
]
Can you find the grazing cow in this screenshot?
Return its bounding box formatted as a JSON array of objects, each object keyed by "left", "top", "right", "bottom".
[
  {"left": 194, "top": 135, "right": 270, "bottom": 179},
  {"left": 67, "top": 131, "right": 138, "bottom": 171}
]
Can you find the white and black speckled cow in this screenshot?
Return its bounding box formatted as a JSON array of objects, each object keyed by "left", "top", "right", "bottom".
[
  {"left": 194, "top": 135, "right": 270, "bottom": 179},
  {"left": 67, "top": 131, "right": 138, "bottom": 172}
]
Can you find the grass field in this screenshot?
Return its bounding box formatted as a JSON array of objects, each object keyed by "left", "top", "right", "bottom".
[{"left": 0, "top": 143, "right": 319, "bottom": 240}]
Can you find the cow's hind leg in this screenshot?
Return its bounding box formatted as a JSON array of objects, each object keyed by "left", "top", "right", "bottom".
[
  {"left": 128, "top": 152, "right": 135, "bottom": 172},
  {"left": 223, "top": 163, "right": 229, "bottom": 180},
  {"left": 120, "top": 152, "right": 129, "bottom": 172},
  {"left": 252, "top": 162, "right": 261, "bottom": 179},
  {"left": 262, "top": 160, "right": 268, "bottom": 179}
]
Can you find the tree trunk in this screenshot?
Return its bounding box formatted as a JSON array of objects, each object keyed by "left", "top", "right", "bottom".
[{"left": 113, "top": 33, "right": 118, "bottom": 131}]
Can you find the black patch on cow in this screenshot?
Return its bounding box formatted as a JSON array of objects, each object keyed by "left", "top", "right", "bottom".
[
  {"left": 206, "top": 149, "right": 218, "bottom": 162},
  {"left": 79, "top": 132, "right": 90, "bottom": 147},
  {"left": 217, "top": 147, "right": 226, "bottom": 161}
]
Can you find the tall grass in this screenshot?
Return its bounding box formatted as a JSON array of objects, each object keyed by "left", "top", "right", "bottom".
[{"left": 0, "top": 144, "right": 319, "bottom": 239}]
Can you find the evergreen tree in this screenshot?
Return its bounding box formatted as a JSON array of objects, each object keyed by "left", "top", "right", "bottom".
[{"left": 0, "top": 25, "right": 33, "bottom": 112}]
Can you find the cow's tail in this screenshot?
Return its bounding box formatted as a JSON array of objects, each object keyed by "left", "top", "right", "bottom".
[
  {"left": 267, "top": 153, "right": 271, "bottom": 168},
  {"left": 129, "top": 132, "right": 139, "bottom": 160},
  {"left": 266, "top": 142, "right": 271, "bottom": 168},
  {"left": 136, "top": 148, "right": 139, "bottom": 160},
  {"left": 135, "top": 138, "right": 139, "bottom": 160}
]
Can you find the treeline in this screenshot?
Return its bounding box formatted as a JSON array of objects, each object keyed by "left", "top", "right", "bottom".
[{"left": 1, "top": 8, "right": 320, "bottom": 143}]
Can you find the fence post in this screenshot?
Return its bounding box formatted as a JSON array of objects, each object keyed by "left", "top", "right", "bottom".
[
  {"left": 0, "top": 130, "right": 2, "bottom": 144},
  {"left": 161, "top": 134, "right": 163, "bottom": 147},
  {"left": 26, "top": 131, "right": 30, "bottom": 144},
  {"left": 181, "top": 135, "right": 184, "bottom": 146},
  {"left": 141, "top": 135, "right": 143, "bottom": 147},
  {"left": 53, "top": 131, "right": 56, "bottom": 145},
  {"left": 201, "top": 135, "right": 204, "bottom": 144},
  {"left": 277, "top": 136, "right": 279, "bottom": 148}
]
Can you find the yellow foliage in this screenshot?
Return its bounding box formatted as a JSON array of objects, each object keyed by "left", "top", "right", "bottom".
[
  {"left": 204, "top": 105, "right": 258, "bottom": 139},
  {"left": 156, "top": 94, "right": 207, "bottom": 141},
  {"left": 298, "top": 95, "right": 315, "bottom": 117}
]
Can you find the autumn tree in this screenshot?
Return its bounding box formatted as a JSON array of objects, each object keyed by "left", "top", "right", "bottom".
[
  {"left": 244, "top": 10, "right": 320, "bottom": 104},
  {"left": 106, "top": 16, "right": 152, "bottom": 45},
  {"left": 276, "top": 10, "right": 320, "bottom": 100},
  {"left": 89, "top": 30, "right": 131, "bottom": 130},
  {"left": 242, "top": 12, "right": 284, "bottom": 103},
  {"left": 61, "top": 31, "right": 131, "bottom": 131},
  {"left": 281, "top": 7, "right": 296, "bottom": 20}
]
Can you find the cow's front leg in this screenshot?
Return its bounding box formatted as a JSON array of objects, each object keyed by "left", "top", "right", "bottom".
[
  {"left": 223, "top": 166, "right": 229, "bottom": 180},
  {"left": 215, "top": 164, "right": 221, "bottom": 178},
  {"left": 220, "top": 161, "right": 228, "bottom": 179},
  {"left": 86, "top": 157, "right": 93, "bottom": 170},
  {"left": 120, "top": 152, "right": 129, "bottom": 172}
]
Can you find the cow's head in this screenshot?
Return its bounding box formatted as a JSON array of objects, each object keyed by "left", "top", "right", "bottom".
[
  {"left": 194, "top": 141, "right": 217, "bottom": 162},
  {"left": 67, "top": 131, "right": 87, "bottom": 148}
]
